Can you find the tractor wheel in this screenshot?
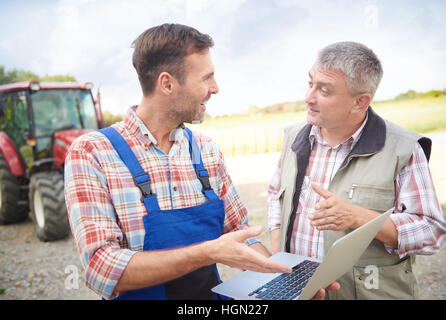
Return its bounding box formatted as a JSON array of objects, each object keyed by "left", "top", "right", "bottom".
[
  {"left": 29, "top": 171, "right": 70, "bottom": 241},
  {"left": 0, "top": 154, "right": 28, "bottom": 224}
]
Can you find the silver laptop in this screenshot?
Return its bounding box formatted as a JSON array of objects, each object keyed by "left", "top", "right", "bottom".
[{"left": 212, "top": 208, "right": 392, "bottom": 300}]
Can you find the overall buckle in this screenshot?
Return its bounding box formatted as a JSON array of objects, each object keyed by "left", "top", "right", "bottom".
[
  {"left": 132, "top": 172, "right": 154, "bottom": 200},
  {"left": 195, "top": 169, "right": 211, "bottom": 190}
]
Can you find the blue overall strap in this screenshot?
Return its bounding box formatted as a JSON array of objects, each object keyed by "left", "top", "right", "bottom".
[
  {"left": 99, "top": 126, "right": 160, "bottom": 211},
  {"left": 183, "top": 128, "right": 219, "bottom": 201}
]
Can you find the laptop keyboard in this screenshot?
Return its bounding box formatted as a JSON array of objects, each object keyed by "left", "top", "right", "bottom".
[{"left": 248, "top": 260, "right": 320, "bottom": 300}]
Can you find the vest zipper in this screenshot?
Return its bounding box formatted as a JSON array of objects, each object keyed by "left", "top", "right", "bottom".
[{"left": 348, "top": 185, "right": 356, "bottom": 199}]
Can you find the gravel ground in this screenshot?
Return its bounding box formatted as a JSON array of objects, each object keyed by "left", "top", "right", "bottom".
[
  {"left": 0, "top": 220, "right": 97, "bottom": 300},
  {"left": 0, "top": 132, "right": 445, "bottom": 300}
]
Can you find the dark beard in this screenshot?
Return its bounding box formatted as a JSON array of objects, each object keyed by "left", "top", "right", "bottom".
[{"left": 169, "top": 93, "right": 202, "bottom": 124}]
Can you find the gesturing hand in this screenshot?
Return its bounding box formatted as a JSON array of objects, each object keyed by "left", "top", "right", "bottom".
[{"left": 308, "top": 182, "right": 358, "bottom": 231}]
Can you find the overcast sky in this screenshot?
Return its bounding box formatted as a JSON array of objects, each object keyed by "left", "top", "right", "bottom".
[{"left": 1, "top": 0, "right": 445, "bottom": 116}]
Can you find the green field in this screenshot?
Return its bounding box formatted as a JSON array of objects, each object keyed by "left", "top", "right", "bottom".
[
  {"left": 191, "top": 96, "right": 446, "bottom": 158},
  {"left": 372, "top": 97, "right": 446, "bottom": 133}
]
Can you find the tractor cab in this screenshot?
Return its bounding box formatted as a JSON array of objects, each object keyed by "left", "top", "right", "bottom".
[{"left": 0, "top": 81, "right": 104, "bottom": 241}]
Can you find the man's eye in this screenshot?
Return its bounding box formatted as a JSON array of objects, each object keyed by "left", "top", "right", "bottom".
[
  {"left": 320, "top": 88, "right": 329, "bottom": 95},
  {"left": 308, "top": 81, "right": 313, "bottom": 88}
]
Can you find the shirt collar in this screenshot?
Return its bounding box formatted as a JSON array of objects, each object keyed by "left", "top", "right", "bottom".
[
  {"left": 123, "top": 106, "right": 186, "bottom": 147},
  {"left": 309, "top": 111, "right": 369, "bottom": 150}
]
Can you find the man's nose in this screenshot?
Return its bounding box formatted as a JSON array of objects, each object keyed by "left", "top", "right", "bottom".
[
  {"left": 210, "top": 79, "right": 219, "bottom": 95},
  {"left": 304, "top": 87, "right": 316, "bottom": 105}
]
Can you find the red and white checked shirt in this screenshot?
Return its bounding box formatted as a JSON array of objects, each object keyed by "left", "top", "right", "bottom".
[
  {"left": 64, "top": 106, "right": 252, "bottom": 299},
  {"left": 268, "top": 116, "right": 446, "bottom": 260}
]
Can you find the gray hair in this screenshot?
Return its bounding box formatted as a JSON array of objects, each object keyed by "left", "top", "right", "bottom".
[{"left": 314, "top": 41, "right": 383, "bottom": 98}]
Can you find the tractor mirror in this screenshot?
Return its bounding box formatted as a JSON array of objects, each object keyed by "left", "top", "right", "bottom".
[{"left": 0, "top": 96, "right": 5, "bottom": 117}]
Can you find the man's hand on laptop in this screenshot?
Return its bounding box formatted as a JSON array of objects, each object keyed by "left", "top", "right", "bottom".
[
  {"left": 207, "top": 226, "right": 293, "bottom": 274},
  {"left": 312, "top": 282, "right": 341, "bottom": 300}
]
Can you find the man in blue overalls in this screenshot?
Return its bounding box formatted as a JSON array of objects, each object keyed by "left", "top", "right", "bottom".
[{"left": 65, "top": 23, "right": 338, "bottom": 300}]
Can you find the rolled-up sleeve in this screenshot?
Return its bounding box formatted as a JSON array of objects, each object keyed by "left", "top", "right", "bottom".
[
  {"left": 64, "top": 139, "right": 137, "bottom": 299},
  {"left": 386, "top": 142, "right": 446, "bottom": 258}
]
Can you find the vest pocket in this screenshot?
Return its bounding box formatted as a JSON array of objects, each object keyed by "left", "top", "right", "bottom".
[
  {"left": 353, "top": 257, "right": 418, "bottom": 299},
  {"left": 348, "top": 184, "right": 394, "bottom": 212}
]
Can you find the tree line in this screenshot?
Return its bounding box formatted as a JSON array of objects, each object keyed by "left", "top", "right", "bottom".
[
  {"left": 392, "top": 89, "right": 446, "bottom": 100},
  {"left": 0, "top": 65, "right": 76, "bottom": 84}
]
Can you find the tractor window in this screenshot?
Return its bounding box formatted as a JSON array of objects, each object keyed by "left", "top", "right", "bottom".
[
  {"left": 64, "top": 90, "right": 98, "bottom": 130},
  {"left": 31, "top": 89, "right": 98, "bottom": 137},
  {"left": 30, "top": 89, "right": 98, "bottom": 159},
  {"left": 1, "top": 91, "right": 29, "bottom": 149}
]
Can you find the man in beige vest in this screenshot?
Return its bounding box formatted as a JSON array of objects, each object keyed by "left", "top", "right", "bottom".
[{"left": 268, "top": 41, "right": 446, "bottom": 299}]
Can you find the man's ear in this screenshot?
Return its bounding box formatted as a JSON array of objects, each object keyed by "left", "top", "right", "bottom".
[
  {"left": 353, "top": 93, "right": 372, "bottom": 113},
  {"left": 158, "top": 72, "right": 175, "bottom": 95}
]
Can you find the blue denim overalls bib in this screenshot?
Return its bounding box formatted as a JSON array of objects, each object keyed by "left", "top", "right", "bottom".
[{"left": 99, "top": 126, "right": 227, "bottom": 300}]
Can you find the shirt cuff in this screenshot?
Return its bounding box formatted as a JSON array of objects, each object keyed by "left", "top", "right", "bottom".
[
  {"left": 268, "top": 225, "right": 281, "bottom": 232},
  {"left": 85, "top": 248, "right": 137, "bottom": 299}
]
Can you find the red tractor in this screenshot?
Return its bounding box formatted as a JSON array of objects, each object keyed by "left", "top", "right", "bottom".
[{"left": 0, "top": 81, "right": 104, "bottom": 241}]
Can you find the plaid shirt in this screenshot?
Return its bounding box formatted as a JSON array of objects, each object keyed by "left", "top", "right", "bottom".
[
  {"left": 268, "top": 116, "right": 446, "bottom": 260},
  {"left": 65, "top": 106, "right": 253, "bottom": 299}
]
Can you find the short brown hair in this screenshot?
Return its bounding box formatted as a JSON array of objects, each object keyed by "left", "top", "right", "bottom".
[{"left": 132, "top": 23, "right": 214, "bottom": 95}]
